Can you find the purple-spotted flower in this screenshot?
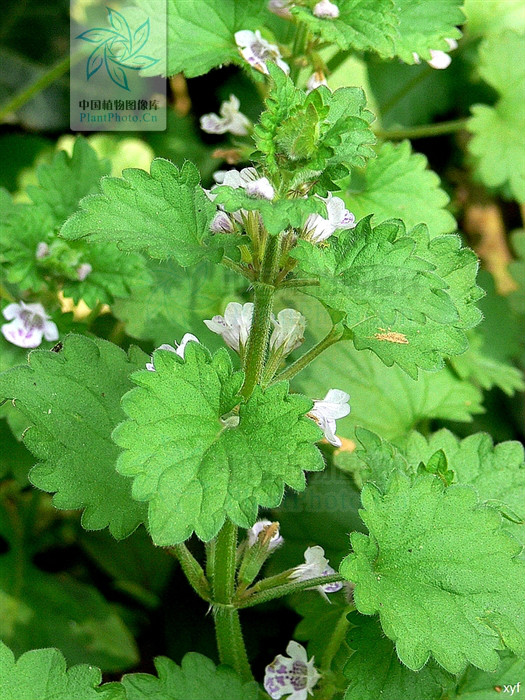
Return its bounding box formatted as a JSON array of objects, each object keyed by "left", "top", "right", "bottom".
[
  {"left": 145, "top": 334, "right": 199, "bottom": 371},
  {"left": 235, "top": 30, "right": 290, "bottom": 75},
  {"left": 204, "top": 302, "right": 254, "bottom": 355},
  {"left": 303, "top": 194, "right": 356, "bottom": 243},
  {"left": 247, "top": 520, "right": 284, "bottom": 551},
  {"left": 313, "top": 0, "right": 340, "bottom": 19},
  {"left": 264, "top": 640, "right": 320, "bottom": 700},
  {"left": 200, "top": 94, "right": 251, "bottom": 136},
  {"left": 413, "top": 38, "right": 458, "bottom": 70},
  {"left": 309, "top": 389, "right": 350, "bottom": 447},
  {"left": 290, "top": 545, "right": 343, "bottom": 598},
  {"left": 1, "top": 301, "right": 58, "bottom": 349}
]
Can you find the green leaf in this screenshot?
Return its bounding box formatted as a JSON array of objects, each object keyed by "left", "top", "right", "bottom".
[
  {"left": 113, "top": 342, "right": 323, "bottom": 544},
  {"left": 284, "top": 296, "right": 483, "bottom": 441},
  {"left": 403, "top": 430, "right": 525, "bottom": 545},
  {"left": 0, "top": 148, "right": 149, "bottom": 307},
  {"left": 449, "top": 331, "right": 524, "bottom": 396},
  {"left": 392, "top": 0, "right": 464, "bottom": 64},
  {"left": 468, "top": 31, "right": 525, "bottom": 203},
  {"left": 26, "top": 137, "right": 110, "bottom": 223},
  {"left": 61, "top": 159, "right": 222, "bottom": 266},
  {"left": 340, "top": 470, "right": 525, "bottom": 673},
  {"left": 343, "top": 612, "right": 454, "bottom": 700},
  {"left": 293, "top": 217, "right": 483, "bottom": 376},
  {"left": 345, "top": 140, "right": 456, "bottom": 237},
  {"left": 112, "top": 258, "right": 241, "bottom": 348},
  {"left": 292, "top": 0, "right": 399, "bottom": 58},
  {"left": 132, "top": 0, "right": 266, "bottom": 78},
  {"left": 122, "top": 652, "right": 259, "bottom": 700},
  {"left": 450, "top": 651, "right": 525, "bottom": 699},
  {"left": 0, "top": 642, "right": 124, "bottom": 700},
  {"left": 0, "top": 496, "right": 138, "bottom": 671},
  {"left": 0, "top": 334, "right": 148, "bottom": 539},
  {"left": 254, "top": 65, "right": 376, "bottom": 190}
]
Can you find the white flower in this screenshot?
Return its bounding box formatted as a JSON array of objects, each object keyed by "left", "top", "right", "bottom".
[
  {"left": 270, "top": 309, "right": 306, "bottom": 356},
  {"left": 35, "top": 242, "right": 49, "bottom": 259},
  {"left": 210, "top": 211, "right": 235, "bottom": 233},
  {"left": 204, "top": 302, "right": 254, "bottom": 354},
  {"left": 306, "top": 71, "right": 328, "bottom": 93},
  {"left": 264, "top": 641, "right": 320, "bottom": 700},
  {"left": 145, "top": 334, "right": 199, "bottom": 371},
  {"left": 235, "top": 30, "right": 290, "bottom": 75},
  {"left": 290, "top": 546, "right": 343, "bottom": 598},
  {"left": 309, "top": 389, "right": 350, "bottom": 447},
  {"left": 268, "top": 0, "right": 293, "bottom": 19},
  {"left": 212, "top": 167, "right": 275, "bottom": 215},
  {"left": 213, "top": 167, "right": 258, "bottom": 189},
  {"left": 244, "top": 176, "right": 275, "bottom": 200},
  {"left": 313, "top": 0, "right": 340, "bottom": 19},
  {"left": 247, "top": 520, "right": 284, "bottom": 551},
  {"left": 413, "top": 38, "right": 458, "bottom": 70},
  {"left": 200, "top": 95, "right": 251, "bottom": 136},
  {"left": 304, "top": 194, "right": 356, "bottom": 243},
  {"left": 1, "top": 301, "right": 58, "bottom": 349},
  {"left": 76, "top": 263, "right": 92, "bottom": 281}
]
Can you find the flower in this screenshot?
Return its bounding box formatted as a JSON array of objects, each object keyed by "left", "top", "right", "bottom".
[
  {"left": 268, "top": 0, "right": 294, "bottom": 19},
  {"left": 244, "top": 176, "right": 275, "bottom": 200},
  {"left": 303, "top": 194, "right": 356, "bottom": 243},
  {"left": 290, "top": 545, "right": 343, "bottom": 597},
  {"left": 413, "top": 38, "right": 458, "bottom": 70},
  {"left": 204, "top": 302, "right": 254, "bottom": 354},
  {"left": 264, "top": 641, "right": 320, "bottom": 700},
  {"left": 200, "top": 94, "right": 251, "bottom": 136},
  {"left": 270, "top": 309, "right": 306, "bottom": 356},
  {"left": 313, "top": 0, "right": 340, "bottom": 19},
  {"left": 76, "top": 263, "right": 92, "bottom": 281},
  {"left": 35, "top": 242, "right": 50, "bottom": 259},
  {"left": 309, "top": 389, "right": 350, "bottom": 447},
  {"left": 210, "top": 211, "right": 235, "bottom": 233},
  {"left": 306, "top": 71, "right": 328, "bottom": 93},
  {"left": 235, "top": 30, "right": 290, "bottom": 75},
  {"left": 247, "top": 520, "right": 284, "bottom": 551},
  {"left": 145, "top": 334, "right": 199, "bottom": 371},
  {"left": 1, "top": 301, "right": 58, "bottom": 349}
]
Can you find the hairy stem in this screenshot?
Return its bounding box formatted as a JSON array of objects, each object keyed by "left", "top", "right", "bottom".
[
  {"left": 241, "top": 233, "right": 282, "bottom": 397},
  {"left": 221, "top": 256, "right": 255, "bottom": 282},
  {"left": 273, "top": 324, "right": 344, "bottom": 385},
  {"left": 380, "top": 65, "right": 432, "bottom": 116},
  {"left": 235, "top": 573, "right": 345, "bottom": 608},
  {"left": 170, "top": 543, "right": 211, "bottom": 602},
  {"left": 0, "top": 54, "right": 71, "bottom": 122},
  {"left": 212, "top": 521, "right": 254, "bottom": 681},
  {"left": 374, "top": 117, "right": 469, "bottom": 141}
]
